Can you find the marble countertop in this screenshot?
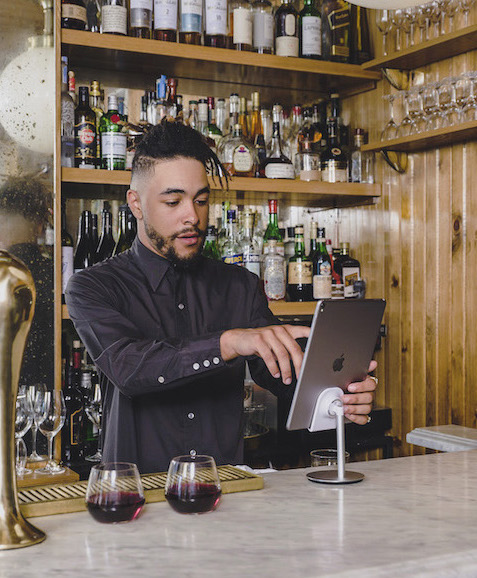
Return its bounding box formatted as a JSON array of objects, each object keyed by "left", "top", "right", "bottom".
[{"left": 3, "top": 450, "right": 477, "bottom": 577}]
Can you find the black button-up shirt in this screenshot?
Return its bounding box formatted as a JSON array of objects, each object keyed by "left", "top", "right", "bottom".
[{"left": 66, "top": 238, "right": 286, "bottom": 473}]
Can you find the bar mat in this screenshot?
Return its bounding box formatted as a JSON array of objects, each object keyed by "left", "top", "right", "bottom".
[{"left": 18, "top": 465, "right": 264, "bottom": 518}]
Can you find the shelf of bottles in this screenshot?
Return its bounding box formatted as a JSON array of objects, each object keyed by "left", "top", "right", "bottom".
[
  {"left": 363, "top": 24, "right": 477, "bottom": 72},
  {"left": 363, "top": 119, "right": 477, "bottom": 153}
]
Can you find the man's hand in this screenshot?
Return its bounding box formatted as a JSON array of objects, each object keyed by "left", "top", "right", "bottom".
[
  {"left": 220, "top": 324, "right": 310, "bottom": 385},
  {"left": 341, "top": 360, "right": 378, "bottom": 425}
]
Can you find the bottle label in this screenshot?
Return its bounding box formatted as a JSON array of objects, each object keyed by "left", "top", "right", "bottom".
[
  {"left": 181, "top": 0, "right": 202, "bottom": 32},
  {"left": 243, "top": 253, "right": 261, "bottom": 277},
  {"left": 322, "top": 160, "right": 348, "bottom": 183},
  {"left": 131, "top": 0, "right": 152, "bottom": 27},
  {"left": 302, "top": 16, "right": 321, "bottom": 56},
  {"left": 233, "top": 7, "right": 253, "bottom": 46},
  {"left": 62, "top": 246, "right": 74, "bottom": 294},
  {"left": 233, "top": 144, "right": 253, "bottom": 173},
  {"left": 285, "top": 13, "right": 296, "bottom": 36},
  {"left": 101, "top": 5, "right": 127, "bottom": 34},
  {"left": 265, "top": 162, "right": 295, "bottom": 179},
  {"left": 131, "top": 0, "right": 153, "bottom": 9},
  {"left": 222, "top": 254, "right": 244, "bottom": 266},
  {"left": 263, "top": 241, "right": 285, "bottom": 256},
  {"left": 101, "top": 132, "right": 127, "bottom": 161},
  {"left": 276, "top": 35, "right": 299, "bottom": 57},
  {"left": 75, "top": 120, "right": 96, "bottom": 160},
  {"left": 62, "top": 102, "right": 75, "bottom": 138},
  {"left": 253, "top": 11, "right": 274, "bottom": 50},
  {"left": 313, "top": 274, "right": 332, "bottom": 299},
  {"left": 69, "top": 407, "right": 82, "bottom": 446},
  {"left": 328, "top": 7, "right": 350, "bottom": 58},
  {"left": 318, "top": 260, "right": 331, "bottom": 276},
  {"left": 264, "top": 265, "right": 286, "bottom": 300},
  {"left": 288, "top": 261, "right": 312, "bottom": 284},
  {"left": 62, "top": 4, "right": 87, "bottom": 23},
  {"left": 154, "top": 0, "right": 178, "bottom": 29},
  {"left": 342, "top": 266, "right": 360, "bottom": 298},
  {"left": 205, "top": 0, "right": 227, "bottom": 35}
]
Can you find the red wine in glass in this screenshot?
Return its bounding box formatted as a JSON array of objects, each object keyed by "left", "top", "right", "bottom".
[
  {"left": 165, "top": 483, "right": 222, "bottom": 514},
  {"left": 86, "top": 491, "right": 145, "bottom": 523}
]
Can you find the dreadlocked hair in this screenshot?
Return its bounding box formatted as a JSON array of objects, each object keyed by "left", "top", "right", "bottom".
[{"left": 132, "top": 119, "right": 228, "bottom": 189}]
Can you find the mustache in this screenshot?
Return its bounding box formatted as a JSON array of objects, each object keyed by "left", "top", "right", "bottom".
[{"left": 171, "top": 227, "right": 206, "bottom": 241}]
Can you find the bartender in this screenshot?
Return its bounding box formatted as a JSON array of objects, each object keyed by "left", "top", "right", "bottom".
[{"left": 66, "top": 120, "right": 377, "bottom": 474}]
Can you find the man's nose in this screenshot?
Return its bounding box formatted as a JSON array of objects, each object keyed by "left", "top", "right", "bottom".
[{"left": 182, "top": 201, "right": 200, "bottom": 225}]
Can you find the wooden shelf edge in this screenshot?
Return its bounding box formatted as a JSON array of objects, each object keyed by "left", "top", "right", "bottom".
[
  {"left": 363, "top": 24, "right": 477, "bottom": 71},
  {"left": 61, "top": 29, "right": 381, "bottom": 82},
  {"left": 363, "top": 120, "right": 477, "bottom": 153}
]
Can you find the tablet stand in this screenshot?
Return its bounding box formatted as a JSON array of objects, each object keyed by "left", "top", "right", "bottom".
[{"left": 306, "top": 387, "right": 365, "bottom": 485}]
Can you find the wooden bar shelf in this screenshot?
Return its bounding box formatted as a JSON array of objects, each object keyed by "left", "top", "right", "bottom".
[
  {"left": 363, "top": 24, "right": 477, "bottom": 72},
  {"left": 363, "top": 120, "right": 477, "bottom": 153}
]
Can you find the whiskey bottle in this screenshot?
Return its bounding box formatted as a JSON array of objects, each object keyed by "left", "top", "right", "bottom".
[
  {"left": 321, "top": 114, "right": 348, "bottom": 183},
  {"left": 349, "top": 5, "right": 371, "bottom": 64},
  {"left": 252, "top": 0, "right": 274, "bottom": 54},
  {"left": 204, "top": 0, "right": 228, "bottom": 47},
  {"left": 61, "top": 57, "right": 75, "bottom": 168},
  {"left": 62, "top": 0, "right": 87, "bottom": 30},
  {"left": 334, "top": 242, "right": 361, "bottom": 298},
  {"left": 130, "top": 0, "right": 153, "bottom": 38},
  {"left": 154, "top": 0, "right": 178, "bottom": 41},
  {"left": 263, "top": 106, "right": 295, "bottom": 179},
  {"left": 321, "top": 0, "right": 350, "bottom": 63},
  {"left": 230, "top": 0, "right": 253, "bottom": 51},
  {"left": 287, "top": 225, "right": 313, "bottom": 302},
  {"left": 101, "top": 0, "right": 128, "bottom": 35},
  {"left": 179, "top": 0, "right": 203, "bottom": 44},
  {"left": 299, "top": 0, "right": 321, "bottom": 59},
  {"left": 275, "top": 0, "right": 299, "bottom": 57},
  {"left": 74, "top": 86, "right": 97, "bottom": 169},
  {"left": 99, "top": 95, "right": 127, "bottom": 170}
]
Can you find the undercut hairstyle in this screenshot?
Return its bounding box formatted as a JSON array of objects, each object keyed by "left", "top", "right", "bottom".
[
  {"left": 0, "top": 176, "right": 50, "bottom": 226},
  {"left": 132, "top": 119, "right": 228, "bottom": 188}
]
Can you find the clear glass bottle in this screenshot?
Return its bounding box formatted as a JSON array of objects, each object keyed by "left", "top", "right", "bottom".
[
  {"left": 221, "top": 210, "right": 244, "bottom": 266},
  {"left": 154, "top": 0, "right": 178, "bottom": 41},
  {"left": 221, "top": 124, "right": 257, "bottom": 178},
  {"left": 264, "top": 105, "right": 295, "bottom": 179},
  {"left": 130, "top": 0, "right": 153, "bottom": 37},
  {"left": 295, "top": 140, "right": 320, "bottom": 181},
  {"left": 350, "top": 128, "right": 374, "bottom": 184},
  {"left": 101, "top": 0, "right": 127, "bottom": 35},
  {"left": 203, "top": 225, "right": 222, "bottom": 260},
  {"left": 299, "top": 0, "right": 321, "bottom": 59},
  {"left": 275, "top": 0, "right": 299, "bottom": 57},
  {"left": 188, "top": 100, "right": 198, "bottom": 129},
  {"left": 179, "top": 0, "right": 203, "bottom": 44},
  {"left": 230, "top": 0, "right": 253, "bottom": 51},
  {"left": 61, "top": 57, "right": 75, "bottom": 168},
  {"left": 252, "top": 0, "right": 274, "bottom": 54},
  {"left": 100, "top": 94, "right": 127, "bottom": 170},
  {"left": 241, "top": 211, "right": 261, "bottom": 277},
  {"left": 263, "top": 240, "right": 286, "bottom": 300},
  {"left": 204, "top": 0, "right": 228, "bottom": 47},
  {"left": 287, "top": 225, "right": 313, "bottom": 302},
  {"left": 216, "top": 98, "right": 227, "bottom": 133},
  {"left": 207, "top": 97, "right": 223, "bottom": 152},
  {"left": 197, "top": 98, "right": 209, "bottom": 137}
]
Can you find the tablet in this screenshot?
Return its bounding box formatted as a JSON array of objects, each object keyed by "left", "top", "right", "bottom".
[{"left": 286, "top": 299, "right": 386, "bottom": 432}]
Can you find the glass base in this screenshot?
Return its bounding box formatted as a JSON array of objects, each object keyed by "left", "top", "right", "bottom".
[
  {"left": 86, "top": 451, "right": 102, "bottom": 463},
  {"left": 37, "top": 462, "right": 65, "bottom": 475},
  {"left": 16, "top": 466, "right": 32, "bottom": 476},
  {"left": 28, "top": 451, "right": 47, "bottom": 463}
]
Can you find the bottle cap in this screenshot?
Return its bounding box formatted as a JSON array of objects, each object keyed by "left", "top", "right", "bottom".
[
  {"left": 295, "top": 225, "right": 304, "bottom": 235},
  {"left": 108, "top": 94, "right": 118, "bottom": 111}
]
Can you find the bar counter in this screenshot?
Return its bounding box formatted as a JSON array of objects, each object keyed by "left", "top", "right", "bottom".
[{"left": 3, "top": 450, "right": 477, "bottom": 577}]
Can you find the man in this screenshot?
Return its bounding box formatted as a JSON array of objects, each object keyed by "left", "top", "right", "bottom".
[{"left": 66, "top": 121, "right": 377, "bottom": 474}]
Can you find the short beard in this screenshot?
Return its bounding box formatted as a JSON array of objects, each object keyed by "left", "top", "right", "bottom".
[{"left": 144, "top": 219, "right": 205, "bottom": 270}]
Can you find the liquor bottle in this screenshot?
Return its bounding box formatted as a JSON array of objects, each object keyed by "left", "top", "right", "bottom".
[
  {"left": 95, "top": 208, "right": 116, "bottom": 262},
  {"left": 263, "top": 199, "right": 284, "bottom": 255},
  {"left": 263, "top": 106, "right": 295, "bottom": 179},
  {"left": 241, "top": 211, "right": 261, "bottom": 277},
  {"left": 296, "top": 106, "right": 314, "bottom": 153},
  {"left": 238, "top": 97, "right": 249, "bottom": 139},
  {"left": 130, "top": 0, "right": 153, "bottom": 37},
  {"left": 349, "top": 5, "right": 371, "bottom": 64},
  {"left": 62, "top": 0, "right": 87, "bottom": 29},
  {"left": 86, "top": 0, "right": 100, "bottom": 32},
  {"left": 155, "top": 75, "right": 168, "bottom": 124},
  {"left": 90, "top": 80, "right": 104, "bottom": 160},
  {"left": 206, "top": 97, "right": 223, "bottom": 151},
  {"left": 275, "top": 0, "right": 299, "bottom": 58},
  {"left": 203, "top": 225, "right": 221, "bottom": 260},
  {"left": 74, "top": 86, "right": 97, "bottom": 169},
  {"left": 230, "top": 0, "right": 253, "bottom": 51},
  {"left": 252, "top": 0, "right": 274, "bottom": 54},
  {"left": 284, "top": 104, "right": 302, "bottom": 162},
  {"left": 308, "top": 220, "right": 318, "bottom": 263},
  {"left": 321, "top": 113, "right": 348, "bottom": 183},
  {"left": 312, "top": 226, "right": 332, "bottom": 299},
  {"left": 287, "top": 225, "right": 313, "bottom": 301},
  {"left": 221, "top": 124, "right": 257, "bottom": 178},
  {"left": 61, "top": 57, "right": 75, "bottom": 168},
  {"left": 187, "top": 100, "right": 198, "bottom": 129},
  {"left": 154, "top": 0, "right": 178, "bottom": 41},
  {"left": 321, "top": 0, "right": 350, "bottom": 63},
  {"left": 91, "top": 213, "right": 99, "bottom": 254},
  {"left": 114, "top": 204, "right": 134, "bottom": 255},
  {"left": 61, "top": 203, "right": 74, "bottom": 301},
  {"left": 197, "top": 98, "right": 209, "bottom": 137},
  {"left": 179, "top": 0, "right": 203, "bottom": 44},
  {"left": 74, "top": 210, "right": 95, "bottom": 271},
  {"left": 101, "top": 0, "right": 128, "bottom": 35},
  {"left": 326, "top": 238, "right": 342, "bottom": 286},
  {"left": 62, "top": 340, "right": 85, "bottom": 466},
  {"left": 334, "top": 242, "right": 361, "bottom": 298},
  {"left": 299, "top": 0, "right": 321, "bottom": 59},
  {"left": 263, "top": 240, "right": 286, "bottom": 300},
  {"left": 204, "top": 0, "right": 228, "bottom": 47},
  {"left": 80, "top": 367, "right": 96, "bottom": 457},
  {"left": 68, "top": 70, "right": 77, "bottom": 105},
  {"left": 311, "top": 101, "right": 327, "bottom": 153},
  {"left": 216, "top": 98, "right": 227, "bottom": 133},
  {"left": 99, "top": 95, "right": 127, "bottom": 170},
  {"left": 350, "top": 128, "right": 375, "bottom": 184},
  {"left": 221, "top": 210, "right": 244, "bottom": 266},
  {"left": 249, "top": 92, "right": 263, "bottom": 144}
]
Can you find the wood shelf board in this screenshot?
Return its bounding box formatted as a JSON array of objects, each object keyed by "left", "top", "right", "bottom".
[
  {"left": 62, "top": 30, "right": 380, "bottom": 100},
  {"left": 363, "top": 25, "right": 477, "bottom": 71},
  {"left": 363, "top": 120, "right": 477, "bottom": 153}
]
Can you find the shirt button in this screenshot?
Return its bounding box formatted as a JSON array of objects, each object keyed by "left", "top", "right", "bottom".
[
  {"left": 213, "top": 357, "right": 220, "bottom": 365},
  {"left": 158, "top": 376, "right": 165, "bottom": 383},
  {"left": 190, "top": 449, "right": 196, "bottom": 457},
  {"left": 203, "top": 360, "right": 210, "bottom": 368},
  {"left": 193, "top": 362, "right": 200, "bottom": 370},
  {"left": 188, "top": 412, "right": 195, "bottom": 419},
  {"left": 178, "top": 303, "right": 185, "bottom": 310}
]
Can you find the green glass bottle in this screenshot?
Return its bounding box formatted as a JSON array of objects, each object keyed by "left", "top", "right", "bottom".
[
  {"left": 99, "top": 95, "right": 127, "bottom": 170},
  {"left": 113, "top": 204, "right": 132, "bottom": 255},
  {"left": 203, "top": 225, "right": 221, "bottom": 260},
  {"left": 312, "top": 226, "right": 332, "bottom": 299},
  {"left": 263, "top": 199, "right": 284, "bottom": 255},
  {"left": 299, "top": 0, "right": 322, "bottom": 60},
  {"left": 287, "top": 224, "right": 313, "bottom": 301}
]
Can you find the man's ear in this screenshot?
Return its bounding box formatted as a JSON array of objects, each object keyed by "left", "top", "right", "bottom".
[{"left": 127, "top": 189, "right": 142, "bottom": 220}]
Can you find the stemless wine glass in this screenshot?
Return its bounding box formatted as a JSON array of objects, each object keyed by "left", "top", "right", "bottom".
[
  {"left": 85, "top": 384, "right": 102, "bottom": 463},
  {"left": 86, "top": 462, "right": 145, "bottom": 524},
  {"left": 27, "top": 383, "right": 47, "bottom": 462},
  {"left": 165, "top": 455, "right": 222, "bottom": 515},
  {"left": 37, "top": 390, "right": 66, "bottom": 475},
  {"left": 15, "top": 387, "right": 33, "bottom": 476}
]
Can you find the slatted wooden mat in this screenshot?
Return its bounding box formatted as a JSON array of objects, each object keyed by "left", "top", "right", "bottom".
[{"left": 18, "top": 465, "right": 264, "bottom": 518}]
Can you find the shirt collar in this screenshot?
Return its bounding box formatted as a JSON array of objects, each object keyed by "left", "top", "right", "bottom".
[{"left": 131, "top": 237, "right": 172, "bottom": 292}]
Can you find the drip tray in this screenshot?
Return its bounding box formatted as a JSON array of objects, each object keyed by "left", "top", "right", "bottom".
[{"left": 18, "top": 465, "right": 264, "bottom": 518}]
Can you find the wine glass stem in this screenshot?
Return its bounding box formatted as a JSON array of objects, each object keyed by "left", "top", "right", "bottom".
[
  {"left": 31, "top": 424, "right": 38, "bottom": 455},
  {"left": 47, "top": 435, "right": 53, "bottom": 467},
  {"left": 97, "top": 427, "right": 103, "bottom": 454},
  {"left": 382, "top": 32, "right": 387, "bottom": 56}
]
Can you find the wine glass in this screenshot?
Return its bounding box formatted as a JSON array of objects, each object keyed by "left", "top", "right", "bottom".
[
  {"left": 462, "top": 71, "right": 477, "bottom": 121},
  {"left": 85, "top": 384, "right": 102, "bottom": 463},
  {"left": 376, "top": 10, "right": 393, "bottom": 56},
  {"left": 15, "top": 387, "right": 33, "bottom": 476},
  {"left": 164, "top": 455, "right": 222, "bottom": 515},
  {"left": 381, "top": 94, "right": 399, "bottom": 141},
  {"left": 460, "top": 0, "right": 476, "bottom": 27},
  {"left": 37, "top": 390, "right": 66, "bottom": 475},
  {"left": 27, "top": 383, "right": 47, "bottom": 462},
  {"left": 86, "top": 462, "right": 145, "bottom": 524},
  {"left": 397, "top": 91, "right": 416, "bottom": 137}
]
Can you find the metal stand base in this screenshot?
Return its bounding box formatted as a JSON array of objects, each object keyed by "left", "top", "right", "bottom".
[{"left": 307, "top": 387, "right": 365, "bottom": 485}]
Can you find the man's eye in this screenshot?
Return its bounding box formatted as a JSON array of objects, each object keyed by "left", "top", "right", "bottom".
[
  {"left": 195, "top": 198, "right": 208, "bottom": 206},
  {"left": 165, "top": 200, "right": 179, "bottom": 207}
]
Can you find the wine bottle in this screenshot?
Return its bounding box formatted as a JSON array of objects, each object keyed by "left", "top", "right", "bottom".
[
  {"left": 349, "top": 5, "right": 371, "bottom": 64},
  {"left": 263, "top": 199, "right": 284, "bottom": 255},
  {"left": 321, "top": 0, "right": 350, "bottom": 63},
  {"left": 61, "top": 0, "right": 87, "bottom": 30},
  {"left": 62, "top": 340, "right": 85, "bottom": 467},
  {"left": 130, "top": 0, "right": 153, "bottom": 38},
  {"left": 61, "top": 57, "right": 75, "bottom": 168},
  {"left": 61, "top": 203, "right": 74, "bottom": 301},
  {"left": 275, "top": 0, "right": 299, "bottom": 58},
  {"left": 154, "top": 0, "right": 178, "bottom": 41},
  {"left": 101, "top": 0, "right": 128, "bottom": 35},
  {"left": 179, "top": 0, "right": 203, "bottom": 44},
  {"left": 299, "top": 0, "right": 321, "bottom": 59},
  {"left": 74, "top": 210, "right": 95, "bottom": 272},
  {"left": 204, "top": 0, "right": 228, "bottom": 47},
  {"left": 321, "top": 112, "right": 348, "bottom": 183},
  {"left": 95, "top": 208, "right": 116, "bottom": 262},
  {"left": 114, "top": 204, "right": 133, "bottom": 255},
  {"left": 287, "top": 225, "right": 313, "bottom": 301},
  {"left": 74, "top": 86, "right": 97, "bottom": 169}
]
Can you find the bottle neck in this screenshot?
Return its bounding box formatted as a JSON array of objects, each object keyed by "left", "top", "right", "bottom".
[
  {"left": 270, "top": 122, "right": 283, "bottom": 155},
  {"left": 118, "top": 211, "right": 128, "bottom": 236},
  {"left": 101, "top": 212, "right": 112, "bottom": 235},
  {"left": 327, "top": 118, "right": 340, "bottom": 147},
  {"left": 294, "top": 235, "right": 306, "bottom": 257}
]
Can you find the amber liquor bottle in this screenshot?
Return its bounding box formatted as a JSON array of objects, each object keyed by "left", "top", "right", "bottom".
[
  {"left": 154, "top": 0, "right": 178, "bottom": 41},
  {"left": 130, "top": 0, "right": 153, "bottom": 38},
  {"left": 61, "top": 0, "right": 87, "bottom": 29},
  {"left": 321, "top": 0, "right": 350, "bottom": 63}
]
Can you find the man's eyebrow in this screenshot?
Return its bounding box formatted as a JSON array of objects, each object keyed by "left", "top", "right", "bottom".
[{"left": 159, "top": 186, "right": 210, "bottom": 197}]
